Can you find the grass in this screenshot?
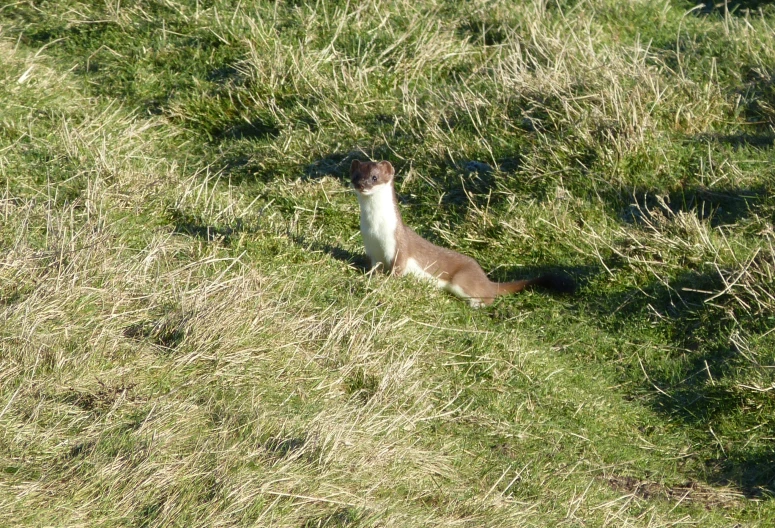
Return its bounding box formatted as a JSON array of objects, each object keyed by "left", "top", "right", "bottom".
[{"left": 1, "top": 0, "right": 774, "bottom": 525}]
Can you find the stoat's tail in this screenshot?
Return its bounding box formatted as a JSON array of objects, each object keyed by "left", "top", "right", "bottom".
[{"left": 496, "top": 273, "right": 576, "bottom": 296}]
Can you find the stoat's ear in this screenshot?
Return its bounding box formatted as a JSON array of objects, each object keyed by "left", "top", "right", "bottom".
[
  {"left": 349, "top": 159, "right": 361, "bottom": 174},
  {"left": 378, "top": 161, "right": 395, "bottom": 177}
]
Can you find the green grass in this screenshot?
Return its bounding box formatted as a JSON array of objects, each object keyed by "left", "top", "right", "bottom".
[{"left": 1, "top": 0, "right": 774, "bottom": 525}]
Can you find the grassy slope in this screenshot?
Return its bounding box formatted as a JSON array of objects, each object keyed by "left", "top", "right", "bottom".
[{"left": 1, "top": 0, "right": 774, "bottom": 526}]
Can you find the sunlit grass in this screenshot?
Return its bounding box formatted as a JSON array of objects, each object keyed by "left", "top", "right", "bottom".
[{"left": 1, "top": 1, "right": 774, "bottom": 525}]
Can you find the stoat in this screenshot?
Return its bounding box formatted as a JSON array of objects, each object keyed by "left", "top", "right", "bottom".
[{"left": 350, "top": 159, "right": 574, "bottom": 307}]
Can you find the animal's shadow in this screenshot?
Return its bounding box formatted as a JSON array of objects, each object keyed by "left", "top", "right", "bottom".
[
  {"left": 291, "top": 235, "right": 371, "bottom": 273},
  {"left": 488, "top": 263, "right": 598, "bottom": 296}
]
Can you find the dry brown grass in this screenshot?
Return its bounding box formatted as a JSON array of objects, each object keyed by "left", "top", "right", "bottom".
[{"left": 2, "top": 1, "right": 774, "bottom": 525}]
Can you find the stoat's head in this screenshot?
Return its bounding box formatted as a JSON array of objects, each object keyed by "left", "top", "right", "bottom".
[{"left": 350, "top": 160, "right": 395, "bottom": 196}]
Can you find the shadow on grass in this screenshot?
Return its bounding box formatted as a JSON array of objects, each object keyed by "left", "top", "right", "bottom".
[
  {"left": 696, "top": 133, "right": 775, "bottom": 150},
  {"left": 486, "top": 263, "right": 598, "bottom": 321},
  {"left": 586, "top": 266, "right": 775, "bottom": 497},
  {"left": 124, "top": 307, "right": 190, "bottom": 353},
  {"left": 211, "top": 150, "right": 366, "bottom": 186},
  {"left": 212, "top": 117, "right": 280, "bottom": 142},
  {"left": 681, "top": 0, "right": 775, "bottom": 16},
  {"left": 607, "top": 184, "right": 768, "bottom": 228},
  {"left": 301, "top": 507, "right": 363, "bottom": 528},
  {"left": 489, "top": 263, "right": 599, "bottom": 293},
  {"left": 430, "top": 140, "right": 595, "bottom": 218},
  {"left": 169, "top": 208, "right": 240, "bottom": 244},
  {"left": 303, "top": 152, "right": 358, "bottom": 181},
  {"left": 290, "top": 234, "right": 371, "bottom": 273},
  {"left": 737, "top": 68, "right": 775, "bottom": 131},
  {"left": 438, "top": 160, "right": 499, "bottom": 212}
]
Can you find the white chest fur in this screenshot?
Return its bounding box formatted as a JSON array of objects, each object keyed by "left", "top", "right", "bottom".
[{"left": 356, "top": 184, "right": 398, "bottom": 269}]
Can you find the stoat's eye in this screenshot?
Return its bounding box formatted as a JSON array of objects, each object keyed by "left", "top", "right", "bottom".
[{"left": 371, "top": 175, "right": 377, "bottom": 182}]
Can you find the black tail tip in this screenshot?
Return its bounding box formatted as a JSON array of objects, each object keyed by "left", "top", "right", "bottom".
[{"left": 536, "top": 273, "right": 577, "bottom": 295}]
